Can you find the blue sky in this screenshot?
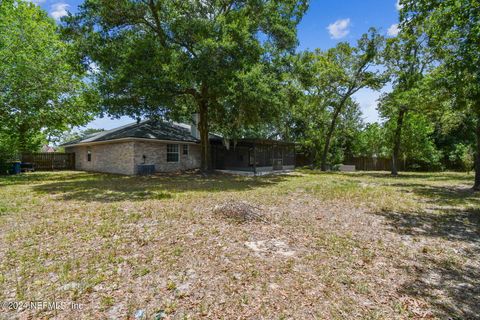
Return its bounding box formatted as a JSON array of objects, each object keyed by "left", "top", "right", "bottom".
[{"left": 35, "top": 0, "right": 401, "bottom": 130}]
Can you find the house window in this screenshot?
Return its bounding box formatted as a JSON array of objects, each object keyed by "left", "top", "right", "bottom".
[
  {"left": 87, "top": 149, "right": 92, "bottom": 162},
  {"left": 183, "top": 144, "right": 189, "bottom": 156},
  {"left": 167, "top": 144, "right": 179, "bottom": 162}
]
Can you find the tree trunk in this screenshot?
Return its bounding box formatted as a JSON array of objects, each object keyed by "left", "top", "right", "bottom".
[
  {"left": 17, "top": 123, "right": 30, "bottom": 154},
  {"left": 321, "top": 104, "right": 343, "bottom": 171},
  {"left": 473, "top": 113, "right": 480, "bottom": 191},
  {"left": 391, "top": 107, "right": 406, "bottom": 176},
  {"left": 198, "top": 100, "right": 211, "bottom": 174}
]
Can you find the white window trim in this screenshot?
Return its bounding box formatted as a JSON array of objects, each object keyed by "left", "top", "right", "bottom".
[
  {"left": 182, "top": 144, "right": 189, "bottom": 156},
  {"left": 166, "top": 144, "right": 179, "bottom": 163}
]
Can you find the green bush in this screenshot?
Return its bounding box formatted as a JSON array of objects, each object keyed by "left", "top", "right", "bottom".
[
  {"left": 449, "top": 144, "right": 474, "bottom": 173},
  {"left": 0, "top": 138, "right": 19, "bottom": 175}
]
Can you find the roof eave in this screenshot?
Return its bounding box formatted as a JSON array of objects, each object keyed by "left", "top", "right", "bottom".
[{"left": 63, "top": 137, "right": 200, "bottom": 148}]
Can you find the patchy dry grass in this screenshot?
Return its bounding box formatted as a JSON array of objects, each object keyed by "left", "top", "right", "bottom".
[{"left": 0, "top": 170, "right": 479, "bottom": 319}]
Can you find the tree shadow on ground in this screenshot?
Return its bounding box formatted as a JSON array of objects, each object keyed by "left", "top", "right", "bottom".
[
  {"left": 341, "top": 171, "right": 474, "bottom": 182},
  {"left": 0, "top": 171, "right": 95, "bottom": 187},
  {"left": 399, "top": 251, "right": 480, "bottom": 319},
  {"left": 375, "top": 203, "right": 480, "bottom": 319},
  {"left": 377, "top": 207, "right": 480, "bottom": 244},
  {"left": 31, "top": 172, "right": 293, "bottom": 202},
  {"left": 297, "top": 169, "right": 475, "bottom": 182},
  {"left": 387, "top": 183, "right": 480, "bottom": 208}
]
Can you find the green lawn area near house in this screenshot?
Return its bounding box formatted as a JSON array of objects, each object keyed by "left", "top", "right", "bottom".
[{"left": 0, "top": 170, "right": 479, "bottom": 319}]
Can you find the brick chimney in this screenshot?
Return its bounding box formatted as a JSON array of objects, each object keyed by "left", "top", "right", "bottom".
[{"left": 191, "top": 113, "right": 200, "bottom": 139}]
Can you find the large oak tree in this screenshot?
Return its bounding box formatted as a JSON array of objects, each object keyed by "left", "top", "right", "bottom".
[{"left": 64, "top": 0, "right": 307, "bottom": 172}]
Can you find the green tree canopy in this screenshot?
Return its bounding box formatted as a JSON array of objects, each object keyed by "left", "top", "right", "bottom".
[
  {"left": 0, "top": 0, "right": 96, "bottom": 154},
  {"left": 400, "top": 0, "right": 480, "bottom": 188},
  {"left": 378, "top": 25, "right": 434, "bottom": 175},
  {"left": 296, "top": 29, "right": 386, "bottom": 170},
  {"left": 353, "top": 123, "right": 389, "bottom": 158}
]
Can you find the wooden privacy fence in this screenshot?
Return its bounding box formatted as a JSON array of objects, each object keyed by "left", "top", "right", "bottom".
[
  {"left": 344, "top": 157, "right": 406, "bottom": 172},
  {"left": 21, "top": 153, "right": 75, "bottom": 171},
  {"left": 295, "top": 153, "right": 313, "bottom": 167}
]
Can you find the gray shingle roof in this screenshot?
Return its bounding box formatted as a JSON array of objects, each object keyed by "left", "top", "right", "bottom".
[{"left": 61, "top": 120, "right": 200, "bottom": 146}]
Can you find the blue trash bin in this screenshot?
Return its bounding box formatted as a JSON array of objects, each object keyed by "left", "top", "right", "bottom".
[{"left": 11, "top": 162, "right": 21, "bottom": 175}]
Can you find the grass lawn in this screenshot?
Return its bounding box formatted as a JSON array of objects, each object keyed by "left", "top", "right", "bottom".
[{"left": 0, "top": 170, "right": 479, "bottom": 319}]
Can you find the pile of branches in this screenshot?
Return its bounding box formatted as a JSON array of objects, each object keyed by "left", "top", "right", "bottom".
[{"left": 213, "top": 201, "right": 266, "bottom": 222}]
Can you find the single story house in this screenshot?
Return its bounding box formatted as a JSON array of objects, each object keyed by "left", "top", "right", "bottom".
[{"left": 62, "top": 120, "right": 295, "bottom": 175}]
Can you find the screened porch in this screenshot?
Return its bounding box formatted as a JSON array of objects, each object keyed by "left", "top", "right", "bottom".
[{"left": 211, "top": 139, "right": 295, "bottom": 174}]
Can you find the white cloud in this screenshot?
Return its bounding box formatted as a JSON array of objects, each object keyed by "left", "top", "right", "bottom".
[
  {"left": 354, "top": 89, "right": 382, "bottom": 124},
  {"left": 327, "top": 18, "right": 351, "bottom": 39},
  {"left": 396, "top": 0, "right": 403, "bottom": 11},
  {"left": 387, "top": 24, "right": 400, "bottom": 36},
  {"left": 50, "top": 3, "right": 69, "bottom": 21}
]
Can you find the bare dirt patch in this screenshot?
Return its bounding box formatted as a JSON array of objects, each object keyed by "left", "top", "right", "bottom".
[{"left": 245, "top": 239, "right": 296, "bottom": 257}]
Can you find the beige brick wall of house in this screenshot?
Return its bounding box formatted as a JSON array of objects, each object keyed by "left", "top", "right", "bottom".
[
  {"left": 65, "top": 140, "right": 201, "bottom": 175},
  {"left": 65, "top": 141, "right": 135, "bottom": 175},
  {"left": 133, "top": 141, "right": 201, "bottom": 172}
]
